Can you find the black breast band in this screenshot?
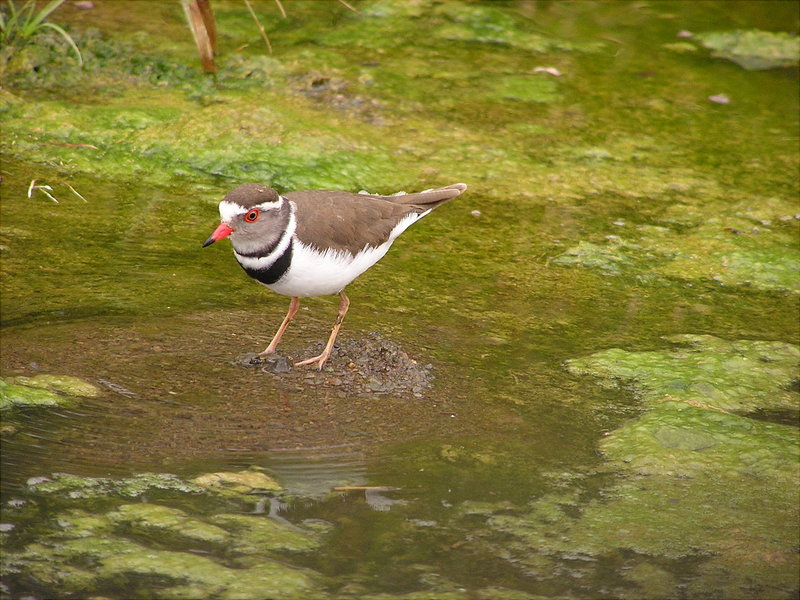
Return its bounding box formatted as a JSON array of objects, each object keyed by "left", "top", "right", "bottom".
[{"left": 241, "top": 242, "right": 293, "bottom": 285}]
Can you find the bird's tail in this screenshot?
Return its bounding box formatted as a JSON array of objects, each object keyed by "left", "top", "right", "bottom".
[{"left": 378, "top": 183, "right": 467, "bottom": 210}]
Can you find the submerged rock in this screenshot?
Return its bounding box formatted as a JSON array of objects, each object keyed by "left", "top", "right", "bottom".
[
  {"left": 696, "top": 29, "right": 800, "bottom": 70},
  {"left": 2, "top": 471, "right": 326, "bottom": 599},
  {"left": 108, "top": 503, "right": 231, "bottom": 546},
  {"left": 0, "top": 374, "right": 99, "bottom": 410},
  {"left": 453, "top": 334, "right": 800, "bottom": 597},
  {"left": 0, "top": 379, "right": 66, "bottom": 409},
  {"left": 26, "top": 472, "right": 206, "bottom": 499},
  {"left": 245, "top": 332, "right": 434, "bottom": 398},
  {"left": 192, "top": 470, "right": 283, "bottom": 494},
  {"left": 97, "top": 547, "right": 322, "bottom": 600},
  {"left": 551, "top": 194, "right": 800, "bottom": 293},
  {"left": 12, "top": 374, "right": 100, "bottom": 397},
  {"left": 566, "top": 334, "right": 799, "bottom": 413},
  {"left": 210, "top": 513, "right": 321, "bottom": 558}
]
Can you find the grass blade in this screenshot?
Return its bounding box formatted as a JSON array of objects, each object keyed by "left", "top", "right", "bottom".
[{"left": 40, "top": 21, "right": 83, "bottom": 65}]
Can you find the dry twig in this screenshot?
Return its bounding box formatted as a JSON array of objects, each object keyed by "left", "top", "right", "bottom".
[{"left": 244, "top": 0, "right": 272, "bottom": 54}]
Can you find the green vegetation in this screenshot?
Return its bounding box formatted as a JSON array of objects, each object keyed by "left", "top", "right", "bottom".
[{"left": 0, "top": 0, "right": 82, "bottom": 70}]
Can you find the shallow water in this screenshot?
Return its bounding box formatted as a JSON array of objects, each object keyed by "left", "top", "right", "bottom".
[{"left": 1, "top": 1, "right": 798, "bottom": 598}]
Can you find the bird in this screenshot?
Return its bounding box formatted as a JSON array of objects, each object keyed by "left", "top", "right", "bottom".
[{"left": 203, "top": 182, "right": 467, "bottom": 370}]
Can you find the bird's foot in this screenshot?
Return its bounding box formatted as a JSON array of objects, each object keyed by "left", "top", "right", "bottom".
[
  {"left": 257, "top": 348, "right": 276, "bottom": 360},
  {"left": 294, "top": 352, "right": 330, "bottom": 371}
]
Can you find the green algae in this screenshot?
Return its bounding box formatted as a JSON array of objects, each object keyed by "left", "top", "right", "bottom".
[
  {"left": 434, "top": 3, "right": 603, "bottom": 54},
  {"left": 0, "top": 374, "right": 98, "bottom": 410},
  {"left": 0, "top": 88, "right": 410, "bottom": 192},
  {"left": 192, "top": 469, "right": 283, "bottom": 494},
  {"left": 490, "top": 75, "right": 561, "bottom": 104},
  {"left": 4, "top": 531, "right": 323, "bottom": 599},
  {"left": 2, "top": 471, "right": 326, "bottom": 599},
  {"left": 12, "top": 374, "right": 100, "bottom": 398},
  {"left": 98, "top": 549, "right": 322, "bottom": 600},
  {"left": 0, "top": 379, "right": 67, "bottom": 410},
  {"left": 552, "top": 211, "right": 800, "bottom": 293},
  {"left": 450, "top": 334, "right": 799, "bottom": 597},
  {"left": 696, "top": 29, "right": 800, "bottom": 70},
  {"left": 210, "top": 513, "right": 321, "bottom": 557},
  {"left": 0, "top": 1, "right": 798, "bottom": 598},
  {"left": 108, "top": 503, "right": 231, "bottom": 546},
  {"left": 566, "top": 334, "right": 799, "bottom": 413},
  {"left": 601, "top": 401, "right": 798, "bottom": 480},
  {"left": 550, "top": 239, "right": 641, "bottom": 277},
  {"left": 27, "top": 472, "right": 206, "bottom": 499}
]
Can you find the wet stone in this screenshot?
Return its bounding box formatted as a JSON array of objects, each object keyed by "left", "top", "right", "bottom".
[
  {"left": 192, "top": 470, "right": 282, "bottom": 494},
  {"left": 239, "top": 332, "right": 434, "bottom": 397},
  {"left": 262, "top": 354, "right": 292, "bottom": 374}
]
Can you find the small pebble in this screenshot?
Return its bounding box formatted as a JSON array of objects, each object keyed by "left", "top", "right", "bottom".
[{"left": 708, "top": 93, "right": 730, "bottom": 104}]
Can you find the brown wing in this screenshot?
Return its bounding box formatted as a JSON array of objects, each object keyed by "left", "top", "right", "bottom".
[{"left": 286, "top": 183, "right": 466, "bottom": 255}]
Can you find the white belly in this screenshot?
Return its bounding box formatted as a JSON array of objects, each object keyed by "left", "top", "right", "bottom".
[{"left": 265, "top": 239, "right": 395, "bottom": 297}]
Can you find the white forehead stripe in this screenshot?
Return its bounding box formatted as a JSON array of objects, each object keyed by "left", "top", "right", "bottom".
[{"left": 218, "top": 196, "right": 285, "bottom": 223}]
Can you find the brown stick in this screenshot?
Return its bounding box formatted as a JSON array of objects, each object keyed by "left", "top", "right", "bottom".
[
  {"left": 244, "top": 0, "right": 273, "bottom": 54},
  {"left": 185, "top": 1, "right": 216, "bottom": 72}
]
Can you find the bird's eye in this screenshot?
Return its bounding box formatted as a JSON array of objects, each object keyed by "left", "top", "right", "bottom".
[{"left": 244, "top": 209, "right": 260, "bottom": 223}]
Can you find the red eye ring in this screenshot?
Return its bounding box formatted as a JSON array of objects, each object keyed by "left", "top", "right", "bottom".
[{"left": 244, "top": 209, "right": 261, "bottom": 223}]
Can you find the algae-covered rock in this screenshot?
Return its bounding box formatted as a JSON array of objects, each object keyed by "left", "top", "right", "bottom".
[
  {"left": 0, "top": 379, "right": 66, "bottom": 409},
  {"left": 54, "top": 509, "right": 114, "bottom": 538},
  {"left": 566, "top": 334, "right": 799, "bottom": 413},
  {"left": 2, "top": 536, "right": 149, "bottom": 595},
  {"left": 210, "top": 513, "right": 321, "bottom": 557},
  {"left": 4, "top": 532, "right": 323, "bottom": 599},
  {"left": 192, "top": 469, "right": 283, "bottom": 494},
  {"left": 470, "top": 334, "right": 800, "bottom": 597},
  {"left": 697, "top": 29, "right": 800, "bottom": 70},
  {"left": 97, "top": 547, "right": 323, "bottom": 600},
  {"left": 107, "top": 503, "right": 230, "bottom": 547},
  {"left": 27, "top": 472, "right": 206, "bottom": 499},
  {"left": 484, "top": 435, "right": 798, "bottom": 593},
  {"left": 0, "top": 374, "right": 99, "bottom": 410},
  {"left": 490, "top": 75, "right": 561, "bottom": 104},
  {"left": 550, "top": 240, "right": 639, "bottom": 276},
  {"left": 435, "top": 3, "right": 602, "bottom": 53},
  {"left": 602, "top": 401, "right": 798, "bottom": 480},
  {"left": 551, "top": 195, "right": 800, "bottom": 293},
  {"left": 2, "top": 470, "right": 327, "bottom": 599},
  {"left": 12, "top": 374, "right": 100, "bottom": 397}
]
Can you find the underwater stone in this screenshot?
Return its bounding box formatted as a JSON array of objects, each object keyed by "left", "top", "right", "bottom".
[
  {"left": 601, "top": 402, "right": 798, "bottom": 480},
  {"left": 192, "top": 470, "right": 283, "bottom": 494},
  {"left": 472, "top": 335, "right": 799, "bottom": 591},
  {"left": 13, "top": 374, "right": 100, "bottom": 398},
  {"left": 210, "top": 513, "right": 321, "bottom": 556},
  {"left": 566, "top": 334, "right": 799, "bottom": 413},
  {"left": 107, "top": 503, "right": 230, "bottom": 546},
  {"left": 0, "top": 374, "right": 100, "bottom": 410},
  {"left": 697, "top": 29, "right": 800, "bottom": 70},
  {"left": 27, "top": 472, "right": 206, "bottom": 499},
  {"left": 97, "top": 549, "right": 323, "bottom": 600},
  {"left": 55, "top": 509, "right": 114, "bottom": 538},
  {"left": 0, "top": 379, "right": 69, "bottom": 410}
]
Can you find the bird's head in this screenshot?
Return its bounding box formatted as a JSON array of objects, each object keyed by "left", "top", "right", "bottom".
[{"left": 202, "top": 184, "right": 289, "bottom": 253}]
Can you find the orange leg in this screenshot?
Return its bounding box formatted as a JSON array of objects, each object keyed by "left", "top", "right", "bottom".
[
  {"left": 295, "top": 290, "right": 350, "bottom": 371},
  {"left": 258, "top": 296, "right": 300, "bottom": 358}
]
